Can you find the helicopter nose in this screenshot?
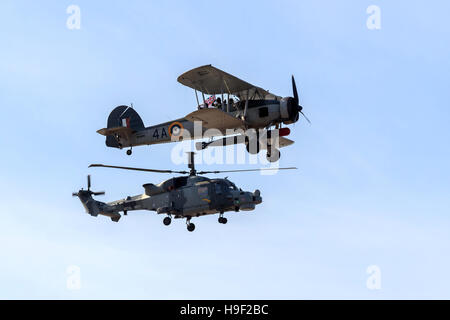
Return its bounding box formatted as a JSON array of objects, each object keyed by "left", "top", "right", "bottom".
[{"left": 253, "top": 190, "right": 262, "bottom": 204}]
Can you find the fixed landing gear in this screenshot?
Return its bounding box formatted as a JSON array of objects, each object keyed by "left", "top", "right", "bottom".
[
  {"left": 126, "top": 148, "right": 132, "bottom": 156},
  {"left": 245, "top": 137, "right": 260, "bottom": 155},
  {"left": 187, "top": 222, "right": 195, "bottom": 232},
  {"left": 163, "top": 216, "right": 171, "bottom": 226},
  {"left": 266, "top": 148, "right": 280, "bottom": 162},
  {"left": 186, "top": 217, "right": 195, "bottom": 232},
  {"left": 218, "top": 212, "right": 227, "bottom": 224}
]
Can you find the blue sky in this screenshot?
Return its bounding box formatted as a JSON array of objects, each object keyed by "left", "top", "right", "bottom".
[{"left": 0, "top": 0, "right": 449, "bottom": 299}]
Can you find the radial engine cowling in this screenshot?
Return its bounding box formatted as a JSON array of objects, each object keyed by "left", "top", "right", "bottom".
[{"left": 280, "top": 97, "right": 299, "bottom": 124}]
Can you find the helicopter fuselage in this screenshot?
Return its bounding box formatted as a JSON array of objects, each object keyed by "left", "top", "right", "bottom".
[{"left": 75, "top": 175, "right": 262, "bottom": 223}]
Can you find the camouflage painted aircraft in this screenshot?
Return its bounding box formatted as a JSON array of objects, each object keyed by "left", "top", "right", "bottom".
[
  {"left": 72, "top": 153, "right": 296, "bottom": 232},
  {"left": 97, "top": 65, "right": 309, "bottom": 162}
]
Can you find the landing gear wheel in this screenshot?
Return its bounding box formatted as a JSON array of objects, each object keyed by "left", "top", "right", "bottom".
[
  {"left": 266, "top": 148, "right": 280, "bottom": 162},
  {"left": 163, "top": 217, "right": 171, "bottom": 226},
  {"left": 187, "top": 223, "right": 195, "bottom": 232},
  {"left": 126, "top": 149, "right": 132, "bottom": 156},
  {"left": 218, "top": 217, "right": 228, "bottom": 224}
]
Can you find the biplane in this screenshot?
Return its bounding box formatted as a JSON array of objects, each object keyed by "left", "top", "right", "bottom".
[{"left": 97, "top": 65, "right": 308, "bottom": 162}]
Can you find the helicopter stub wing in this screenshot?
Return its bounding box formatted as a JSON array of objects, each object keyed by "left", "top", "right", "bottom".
[{"left": 184, "top": 108, "right": 245, "bottom": 131}]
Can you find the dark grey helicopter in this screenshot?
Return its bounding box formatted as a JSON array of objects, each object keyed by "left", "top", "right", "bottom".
[{"left": 73, "top": 153, "right": 296, "bottom": 232}]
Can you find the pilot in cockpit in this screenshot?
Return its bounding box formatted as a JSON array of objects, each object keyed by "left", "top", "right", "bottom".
[
  {"left": 214, "top": 97, "right": 222, "bottom": 109},
  {"left": 228, "top": 97, "right": 234, "bottom": 109}
]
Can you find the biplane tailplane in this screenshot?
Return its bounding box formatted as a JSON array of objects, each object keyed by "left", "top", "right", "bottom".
[{"left": 103, "top": 105, "right": 145, "bottom": 147}]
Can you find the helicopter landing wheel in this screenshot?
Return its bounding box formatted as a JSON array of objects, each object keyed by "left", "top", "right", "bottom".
[
  {"left": 218, "top": 217, "right": 228, "bottom": 224},
  {"left": 163, "top": 216, "right": 171, "bottom": 226},
  {"left": 186, "top": 217, "right": 195, "bottom": 232},
  {"left": 266, "top": 148, "right": 280, "bottom": 162},
  {"left": 187, "top": 223, "right": 195, "bottom": 232},
  {"left": 126, "top": 148, "right": 132, "bottom": 156}
]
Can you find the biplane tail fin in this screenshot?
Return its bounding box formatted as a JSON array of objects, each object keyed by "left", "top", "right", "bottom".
[
  {"left": 97, "top": 105, "right": 145, "bottom": 148},
  {"left": 107, "top": 105, "right": 145, "bottom": 131}
]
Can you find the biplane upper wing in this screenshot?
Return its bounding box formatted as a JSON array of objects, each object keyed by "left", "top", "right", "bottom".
[
  {"left": 177, "top": 65, "right": 281, "bottom": 100},
  {"left": 184, "top": 108, "right": 245, "bottom": 131}
]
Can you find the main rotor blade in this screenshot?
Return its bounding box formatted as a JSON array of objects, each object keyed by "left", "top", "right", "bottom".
[
  {"left": 197, "top": 167, "right": 297, "bottom": 174},
  {"left": 89, "top": 164, "right": 188, "bottom": 174},
  {"left": 292, "top": 75, "right": 299, "bottom": 105}
]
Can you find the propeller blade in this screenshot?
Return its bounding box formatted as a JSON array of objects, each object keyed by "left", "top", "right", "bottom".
[
  {"left": 87, "top": 175, "right": 91, "bottom": 190},
  {"left": 72, "top": 192, "right": 79, "bottom": 197},
  {"left": 300, "top": 111, "right": 311, "bottom": 124},
  {"left": 198, "top": 167, "right": 297, "bottom": 174},
  {"left": 89, "top": 164, "right": 188, "bottom": 174},
  {"left": 92, "top": 191, "right": 105, "bottom": 196},
  {"left": 292, "top": 75, "right": 299, "bottom": 105}
]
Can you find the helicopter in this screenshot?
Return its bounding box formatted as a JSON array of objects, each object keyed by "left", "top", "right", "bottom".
[
  {"left": 97, "top": 65, "right": 309, "bottom": 162},
  {"left": 73, "top": 152, "right": 296, "bottom": 232}
]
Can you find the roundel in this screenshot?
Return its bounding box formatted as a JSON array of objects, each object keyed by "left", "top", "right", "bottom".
[{"left": 168, "top": 121, "right": 184, "bottom": 137}]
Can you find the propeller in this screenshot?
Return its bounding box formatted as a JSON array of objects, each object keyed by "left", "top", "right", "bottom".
[
  {"left": 291, "top": 75, "right": 310, "bottom": 124},
  {"left": 72, "top": 175, "right": 105, "bottom": 197}
]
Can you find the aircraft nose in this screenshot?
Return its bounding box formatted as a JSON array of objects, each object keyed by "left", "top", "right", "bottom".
[{"left": 253, "top": 190, "right": 262, "bottom": 204}]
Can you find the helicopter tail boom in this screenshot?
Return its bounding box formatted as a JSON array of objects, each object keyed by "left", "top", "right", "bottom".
[{"left": 75, "top": 192, "right": 121, "bottom": 222}]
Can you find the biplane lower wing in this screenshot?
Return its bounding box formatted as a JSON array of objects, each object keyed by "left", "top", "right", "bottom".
[
  {"left": 195, "top": 134, "right": 294, "bottom": 151},
  {"left": 259, "top": 136, "right": 295, "bottom": 150},
  {"left": 184, "top": 108, "right": 245, "bottom": 132}
]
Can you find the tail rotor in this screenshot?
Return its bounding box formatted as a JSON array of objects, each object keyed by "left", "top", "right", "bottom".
[{"left": 72, "top": 175, "right": 105, "bottom": 197}]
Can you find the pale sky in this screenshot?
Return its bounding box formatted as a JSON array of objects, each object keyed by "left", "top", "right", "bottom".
[{"left": 0, "top": 0, "right": 449, "bottom": 299}]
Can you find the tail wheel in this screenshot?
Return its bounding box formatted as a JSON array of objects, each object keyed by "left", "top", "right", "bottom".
[{"left": 187, "top": 223, "right": 195, "bottom": 232}]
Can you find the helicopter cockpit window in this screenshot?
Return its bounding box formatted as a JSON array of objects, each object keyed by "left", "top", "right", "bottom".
[{"left": 223, "top": 180, "right": 237, "bottom": 190}]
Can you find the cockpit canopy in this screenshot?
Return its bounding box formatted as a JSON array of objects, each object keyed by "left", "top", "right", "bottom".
[{"left": 211, "top": 178, "right": 238, "bottom": 191}]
